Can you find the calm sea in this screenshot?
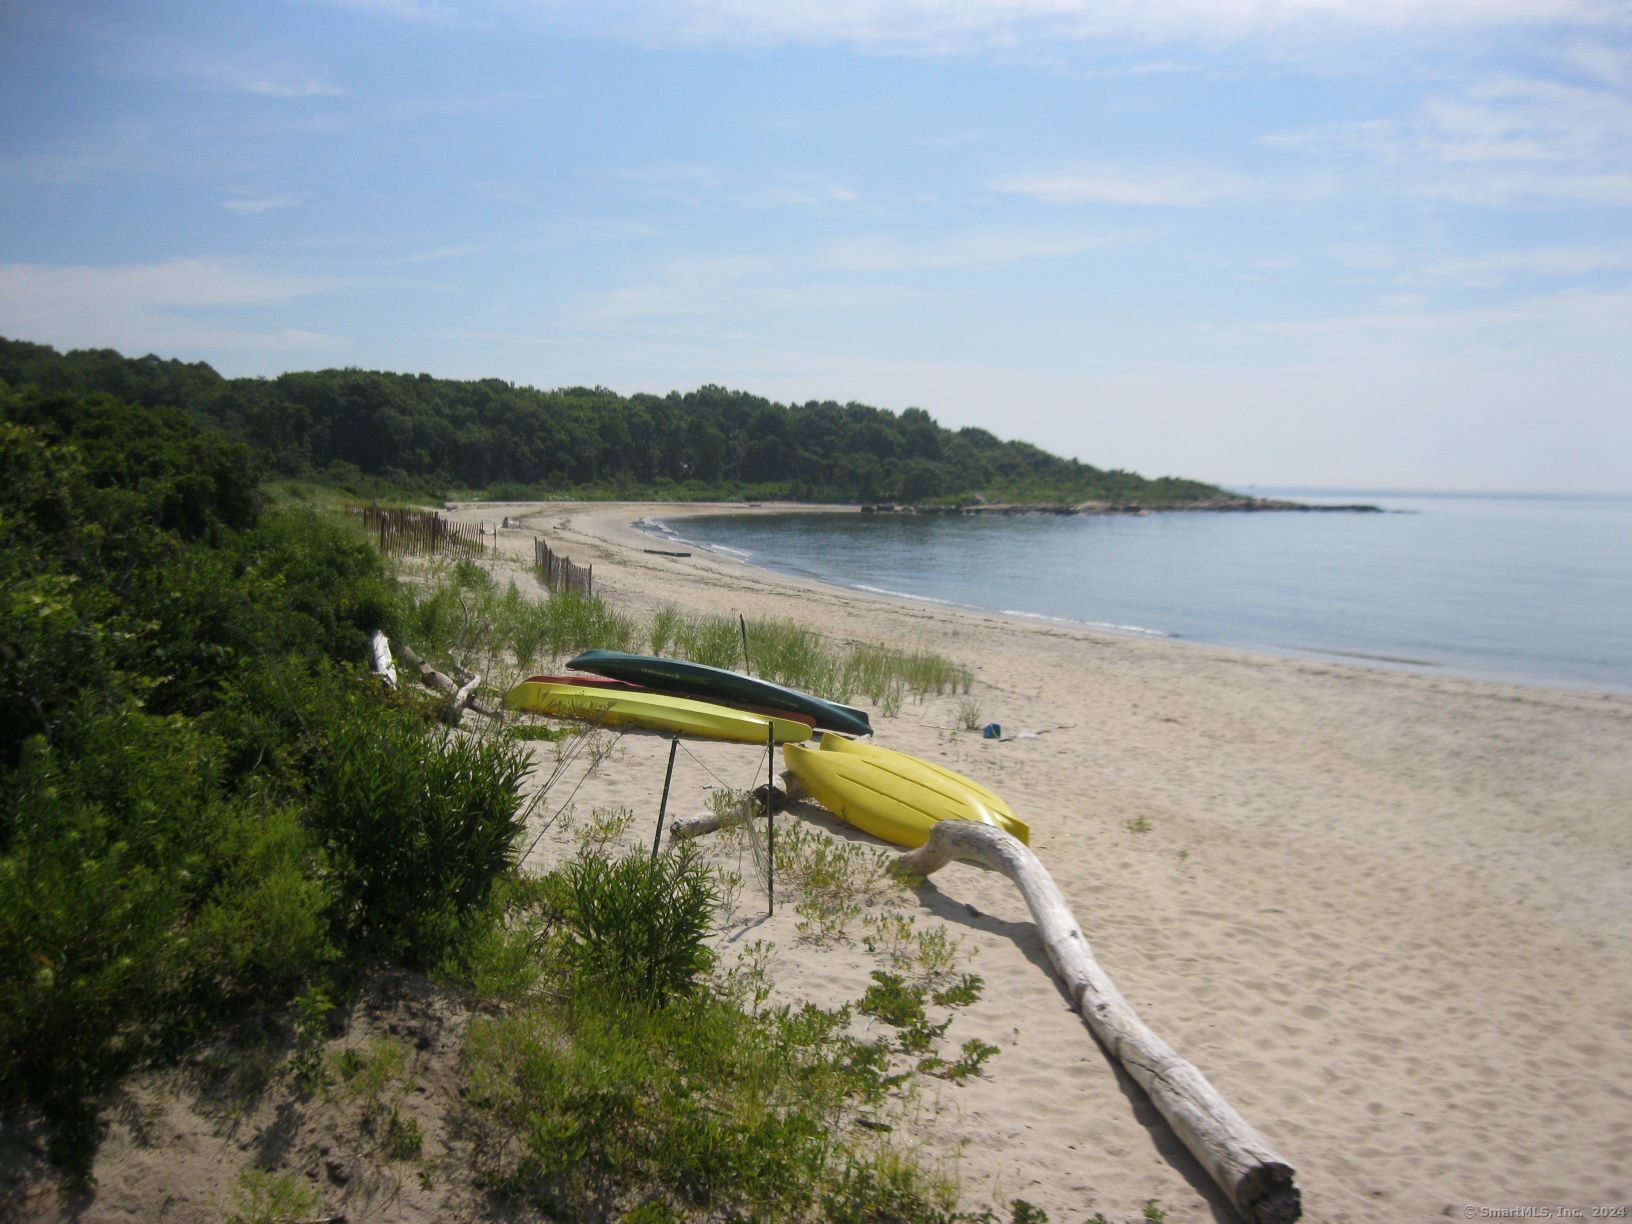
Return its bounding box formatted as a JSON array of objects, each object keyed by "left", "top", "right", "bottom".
[{"left": 639, "top": 491, "right": 1632, "bottom": 694}]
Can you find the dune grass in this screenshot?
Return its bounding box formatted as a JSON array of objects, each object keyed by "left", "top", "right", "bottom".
[
  {"left": 647, "top": 604, "right": 972, "bottom": 707},
  {"left": 401, "top": 555, "right": 972, "bottom": 718},
  {"left": 451, "top": 845, "right": 1037, "bottom": 1223}
]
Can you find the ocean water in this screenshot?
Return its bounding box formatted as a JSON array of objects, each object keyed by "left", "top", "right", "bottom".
[{"left": 639, "top": 492, "right": 1632, "bottom": 694}]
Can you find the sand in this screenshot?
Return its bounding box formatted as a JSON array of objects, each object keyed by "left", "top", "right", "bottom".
[
  {"left": 8, "top": 499, "right": 1627, "bottom": 1223},
  {"left": 462, "top": 500, "right": 1632, "bottom": 1222}
]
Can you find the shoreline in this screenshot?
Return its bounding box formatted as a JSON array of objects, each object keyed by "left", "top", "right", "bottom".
[
  {"left": 505, "top": 498, "right": 1629, "bottom": 700},
  {"left": 449, "top": 500, "right": 1632, "bottom": 1222}
]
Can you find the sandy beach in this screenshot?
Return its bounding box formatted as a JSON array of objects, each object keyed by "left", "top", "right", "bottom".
[{"left": 454, "top": 500, "right": 1632, "bottom": 1223}]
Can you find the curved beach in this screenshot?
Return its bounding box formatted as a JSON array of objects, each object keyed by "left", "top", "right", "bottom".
[{"left": 457, "top": 500, "right": 1632, "bottom": 1222}]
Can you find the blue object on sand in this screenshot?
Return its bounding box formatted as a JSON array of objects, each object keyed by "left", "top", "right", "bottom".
[{"left": 981, "top": 722, "right": 1002, "bottom": 739}]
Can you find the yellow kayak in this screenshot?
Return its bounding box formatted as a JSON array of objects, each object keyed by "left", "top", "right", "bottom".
[
  {"left": 783, "top": 735, "right": 1029, "bottom": 848},
  {"left": 504, "top": 680, "right": 813, "bottom": 745}
]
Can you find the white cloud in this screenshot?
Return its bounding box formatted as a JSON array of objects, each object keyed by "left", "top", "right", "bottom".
[
  {"left": 232, "top": 75, "right": 344, "bottom": 98},
  {"left": 328, "top": 0, "right": 474, "bottom": 24},
  {"left": 224, "top": 194, "right": 302, "bottom": 214},
  {"left": 991, "top": 166, "right": 1258, "bottom": 207},
  {"left": 1564, "top": 39, "right": 1632, "bottom": 89},
  {"left": 1424, "top": 77, "right": 1632, "bottom": 166},
  {"left": 1267, "top": 67, "right": 1632, "bottom": 207},
  {"left": 579, "top": 255, "right": 770, "bottom": 322},
  {"left": 1407, "top": 247, "right": 1632, "bottom": 289},
  {"left": 614, "top": 163, "right": 863, "bottom": 211},
  {"left": 821, "top": 229, "right": 1143, "bottom": 271},
  {"left": 326, "top": 0, "right": 1628, "bottom": 52},
  {"left": 1420, "top": 170, "right": 1632, "bottom": 207},
  {"left": 138, "top": 45, "right": 345, "bottom": 98},
  {"left": 1206, "top": 286, "right": 1632, "bottom": 354},
  {"left": 0, "top": 259, "right": 346, "bottom": 354},
  {"left": 607, "top": 0, "right": 1628, "bottom": 51}
]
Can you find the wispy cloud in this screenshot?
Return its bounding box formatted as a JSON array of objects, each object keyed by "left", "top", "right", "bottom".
[
  {"left": 821, "top": 229, "right": 1144, "bottom": 272},
  {"left": 991, "top": 166, "right": 1258, "bottom": 207},
  {"left": 1206, "top": 286, "right": 1632, "bottom": 353},
  {"left": 130, "top": 43, "right": 346, "bottom": 98},
  {"left": 1, "top": 121, "right": 154, "bottom": 185},
  {"left": 1420, "top": 170, "right": 1632, "bottom": 206},
  {"left": 1564, "top": 39, "right": 1632, "bottom": 88},
  {"left": 1407, "top": 247, "right": 1632, "bottom": 288},
  {"left": 0, "top": 259, "right": 346, "bottom": 353},
  {"left": 592, "top": 0, "right": 1628, "bottom": 53},
  {"left": 327, "top": 0, "right": 475, "bottom": 25},
  {"left": 230, "top": 75, "right": 344, "bottom": 98},
  {"left": 1265, "top": 63, "right": 1632, "bottom": 207},
  {"left": 579, "top": 255, "right": 770, "bottom": 322},
  {"left": 224, "top": 193, "right": 302, "bottom": 214},
  {"left": 613, "top": 163, "right": 863, "bottom": 211}
]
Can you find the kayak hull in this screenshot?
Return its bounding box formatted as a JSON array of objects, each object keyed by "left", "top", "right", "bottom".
[
  {"left": 504, "top": 680, "right": 813, "bottom": 745},
  {"left": 782, "top": 738, "right": 1028, "bottom": 848},
  {"left": 520, "top": 675, "right": 817, "bottom": 728},
  {"left": 566, "top": 649, "right": 872, "bottom": 737}
]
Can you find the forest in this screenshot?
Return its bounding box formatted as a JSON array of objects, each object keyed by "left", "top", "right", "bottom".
[{"left": 0, "top": 336, "right": 1232, "bottom": 506}]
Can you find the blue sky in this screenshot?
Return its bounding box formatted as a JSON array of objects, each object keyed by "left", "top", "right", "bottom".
[{"left": 2, "top": 1, "right": 1629, "bottom": 492}]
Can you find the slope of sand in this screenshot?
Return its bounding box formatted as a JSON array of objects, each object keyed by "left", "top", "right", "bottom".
[{"left": 458, "top": 501, "right": 1632, "bottom": 1222}]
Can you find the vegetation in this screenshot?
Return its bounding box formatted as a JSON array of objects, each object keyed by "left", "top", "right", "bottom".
[
  {"left": 0, "top": 335, "right": 1234, "bottom": 507},
  {"left": 0, "top": 381, "right": 1047, "bottom": 1217},
  {"left": 456, "top": 843, "right": 1040, "bottom": 1222},
  {"left": 0, "top": 384, "right": 527, "bottom": 1174}
]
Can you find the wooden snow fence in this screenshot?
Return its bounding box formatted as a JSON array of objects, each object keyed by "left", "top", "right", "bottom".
[
  {"left": 358, "top": 507, "right": 485, "bottom": 557},
  {"left": 535, "top": 537, "right": 593, "bottom": 597}
]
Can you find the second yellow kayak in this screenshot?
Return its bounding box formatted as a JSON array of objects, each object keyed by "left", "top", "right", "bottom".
[
  {"left": 783, "top": 735, "right": 1029, "bottom": 848},
  {"left": 504, "top": 680, "right": 813, "bottom": 745}
]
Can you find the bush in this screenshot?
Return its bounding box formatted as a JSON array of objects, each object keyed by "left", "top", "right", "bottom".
[
  {"left": 462, "top": 986, "right": 911, "bottom": 1219},
  {"left": 0, "top": 706, "right": 333, "bottom": 1172},
  {"left": 310, "top": 701, "right": 532, "bottom": 968},
  {"left": 557, "top": 846, "right": 718, "bottom": 1007}
]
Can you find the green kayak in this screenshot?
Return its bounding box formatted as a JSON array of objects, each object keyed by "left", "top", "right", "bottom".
[{"left": 565, "top": 649, "right": 873, "bottom": 737}]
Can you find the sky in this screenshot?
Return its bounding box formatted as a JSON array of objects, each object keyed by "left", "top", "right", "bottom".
[{"left": 2, "top": 1, "right": 1630, "bottom": 493}]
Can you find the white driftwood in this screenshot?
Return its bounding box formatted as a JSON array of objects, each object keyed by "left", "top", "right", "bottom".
[
  {"left": 369, "top": 630, "right": 398, "bottom": 688},
  {"left": 672, "top": 783, "right": 787, "bottom": 840},
  {"left": 895, "top": 819, "right": 1300, "bottom": 1224},
  {"left": 672, "top": 798, "right": 753, "bottom": 841},
  {"left": 389, "top": 638, "right": 501, "bottom": 720},
  {"left": 445, "top": 672, "right": 482, "bottom": 725}
]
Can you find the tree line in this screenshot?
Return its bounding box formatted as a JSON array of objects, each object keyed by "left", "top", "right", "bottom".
[{"left": 0, "top": 337, "right": 1231, "bottom": 505}]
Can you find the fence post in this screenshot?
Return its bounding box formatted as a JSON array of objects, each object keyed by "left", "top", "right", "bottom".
[
  {"left": 652, "top": 736, "right": 679, "bottom": 860},
  {"left": 766, "top": 720, "right": 776, "bottom": 917}
]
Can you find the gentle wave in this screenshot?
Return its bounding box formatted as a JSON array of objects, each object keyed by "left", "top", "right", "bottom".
[
  {"left": 854, "top": 584, "right": 1169, "bottom": 638},
  {"left": 851, "top": 582, "right": 961, "bottom": 607},
  {"left": 634, "top": 517, "right": 754, "bottom": 559},
  {"left": 999, "top": 607, "right": 1169, "bottom": 637}
]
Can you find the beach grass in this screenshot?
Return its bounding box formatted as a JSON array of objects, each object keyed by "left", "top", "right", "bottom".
[
  {"left": 641, "top": 603, "right": 972, "bottom": 706},
  {"left": 452, "top": 845, "right": 973, "bottom": 1221},
  {"left": 404, "top": 560, "right": 971, "bottom": 715}
]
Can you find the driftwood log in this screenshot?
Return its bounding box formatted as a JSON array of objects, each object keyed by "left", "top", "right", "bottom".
[
  {"left": 682, "top": 774, "right": 1300, "bottom": 1220},
  {"left": 670, "top": 783, "right": 787, "bottom": 840},
  {"left": 387, "top": 637, "right": 502, "bottom": 722},
  {"left": 369, "top": 629, "right": 398, "bottom": 688},
  {"left": 895, "top": 818, "right": 1300, "bottom": 1223}
]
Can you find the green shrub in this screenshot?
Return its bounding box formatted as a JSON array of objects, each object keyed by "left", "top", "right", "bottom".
[
  {"left": 0, "top": 706, "right": 333, "bottom": 1172},
  {"left": 462, "top": 985, "right": 912, "bottom": 1219},
  {"left": 310, "top": 703, "right": 531, "bottom": 967},
  {"left": 557, "top": 846, "right": 718, "bottom": 1007},
  {"left": 224, "top": 1167, "right": 319, "bottom": 1224}
]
